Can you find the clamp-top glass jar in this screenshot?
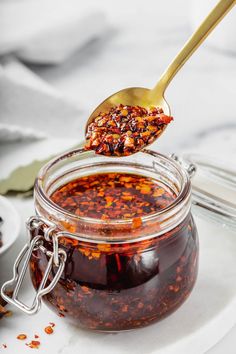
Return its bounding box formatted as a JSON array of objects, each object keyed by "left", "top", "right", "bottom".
[{"left": 1, "top": 149, "right": 198, "bottom": 331}]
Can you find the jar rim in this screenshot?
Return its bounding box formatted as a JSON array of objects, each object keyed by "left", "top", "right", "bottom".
[{"left": 35, "top": 148, "right": 191, "bottom": 228}]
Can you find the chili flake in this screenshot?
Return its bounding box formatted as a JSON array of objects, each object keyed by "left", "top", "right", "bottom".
[
  {"left": 26, "top": 340, "right": 40, "bottom": 349},
  {"left": 17, "top": 334, "right": 27, "bottom": 340},
  {"left": 85, "top": 104, "right": 173, "bottom": 156},
  {"left": 44, "top": 326, "right": 54, "bottom": 335}
]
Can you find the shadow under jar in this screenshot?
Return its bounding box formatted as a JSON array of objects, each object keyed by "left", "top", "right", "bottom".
[{"left": 11, "top": 149, "right": 200, "bottom": 331}]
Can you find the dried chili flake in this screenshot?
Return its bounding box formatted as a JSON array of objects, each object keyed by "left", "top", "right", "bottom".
[
  {"left": 97, "top": 244, "right": 111, "bottom": 252},
  {"left": 2, "top": 344, "right": 7, "bottom": 349},
  {"left": 49, "top": 322, "right": 55, "bottom": 328},
  {"left": 34, "top": 334, "right": 39, "bottom": 339},
  {"left": 26, "top": 340, "right": 40, "bottom": 349},
  {"left": 44, "top": 326, "right": 54, "bottom": 335},
  {"left": 132, "top": 217, "right": 142, "bottom": 229},
  {"left": 17, "top": 334, "right": 27, "bottom": 340},
  {"left": 85, "top": 104, "right": 173, "bottom": 156}
]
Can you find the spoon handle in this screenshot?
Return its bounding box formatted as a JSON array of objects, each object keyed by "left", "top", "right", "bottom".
[{"left": 151, "top": 0, "right": 235, "bottom": 97}]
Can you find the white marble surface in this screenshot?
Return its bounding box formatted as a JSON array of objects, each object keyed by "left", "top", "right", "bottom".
[{"left": 1, "top": 0, "right": 236, "bottom": 352}]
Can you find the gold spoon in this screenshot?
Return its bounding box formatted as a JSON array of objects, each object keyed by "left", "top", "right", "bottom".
[{"left": 85, "top": 0, "right": 235, "bottom": 151}]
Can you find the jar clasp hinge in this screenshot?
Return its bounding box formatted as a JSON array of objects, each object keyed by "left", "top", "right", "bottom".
[
  {"left": 170, "top": 153, "right": 197, "bottom": 178},
  {"left": 0, "top": 216, "right": 67, "bottom": 315}
]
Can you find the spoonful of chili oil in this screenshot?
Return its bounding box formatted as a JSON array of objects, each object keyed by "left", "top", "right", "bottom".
[{"left": 85, "top": 0, "right": 235, "bottom": 157}]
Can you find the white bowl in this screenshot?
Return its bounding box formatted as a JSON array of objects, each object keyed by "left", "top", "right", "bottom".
[{"left": 0, "top": 196, "right": 21, "bottom": 255}]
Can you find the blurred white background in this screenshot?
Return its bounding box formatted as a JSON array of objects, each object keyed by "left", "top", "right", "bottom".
[
  {"left": 0, "top": 1, "right": 236, "bottom": 353},
  {"left": 1, "top": 0, "right": 235, "bottom": 156}
]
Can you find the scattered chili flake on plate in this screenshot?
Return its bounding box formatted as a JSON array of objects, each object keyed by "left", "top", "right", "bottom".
[
  {"left": 17, "top": 334, "right": 27, "bottom": 340},
  {"left": 2, "top": 344, "right": 7, "bottom": 349},
  {"left": 44, "top": 326, "right": 54, "bottom": 335},
  {"left": 85, "top": 104, "right": 173, "bottom": 156},
  {"left": 26, "top": 340, "right": 40, "bottom": 349}
]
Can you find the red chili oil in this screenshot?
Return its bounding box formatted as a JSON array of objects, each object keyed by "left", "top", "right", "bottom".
[
  {"left": 50, "top": 173, "right": 176, "bottom": 219},
  {"left": 30, "top": 172, "right": 198, "bottom": 331}
]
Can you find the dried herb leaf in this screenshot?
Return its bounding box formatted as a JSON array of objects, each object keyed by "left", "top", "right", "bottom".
[
  {"left": 0, "top": 144, "right": 83, "bottom": 195},
  {"left": 0, "top": 159, "right": 50, "bottom": 195}
]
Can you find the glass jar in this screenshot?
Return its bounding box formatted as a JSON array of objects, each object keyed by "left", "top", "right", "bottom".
[{"left": 1, "top": 149, "right": 199, "bottom": 331}]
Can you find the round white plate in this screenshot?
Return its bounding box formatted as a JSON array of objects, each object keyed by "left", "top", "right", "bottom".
[{"left": 0, "top": 195, "right": 21, "bottom": 255}]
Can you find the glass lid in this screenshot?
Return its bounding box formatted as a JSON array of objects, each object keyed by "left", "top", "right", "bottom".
[{"left": 179, "top": 153, "right": 236, "bottom": 231}]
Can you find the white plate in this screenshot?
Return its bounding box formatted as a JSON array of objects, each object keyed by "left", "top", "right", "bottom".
[
  {"left": 0, "top": 195, "right": 21, "bottom": 255},
  {"left": 0, "top": 215, "right": 236, "bottom": 353}
]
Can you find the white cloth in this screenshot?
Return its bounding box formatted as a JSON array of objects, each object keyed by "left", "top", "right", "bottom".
[
  {"left": 0, "top": 59, "right": 82, "bottom": 180},
  {"left": 0, "top": 0, "right": 109, "bottom": 64},
  {"left": 0, "top": 58, "right": 83, "bottom": 142}
]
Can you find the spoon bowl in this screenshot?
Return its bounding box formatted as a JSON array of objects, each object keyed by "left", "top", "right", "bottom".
[{"left": 85, "top": 87, "right": 170, "bottom": 141}]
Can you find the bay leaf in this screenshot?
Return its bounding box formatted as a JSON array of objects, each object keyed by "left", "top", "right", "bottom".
[
  {"left": 0, "top": 159, "right": 51, "bottom": 195},
  {"left": 0, "top": 144, "right": 83, "bottom": 195}
]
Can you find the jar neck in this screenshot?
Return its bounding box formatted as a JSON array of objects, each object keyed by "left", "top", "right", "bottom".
[{"left": 34, "top": 149, "right": 191, "bottom": 243}]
